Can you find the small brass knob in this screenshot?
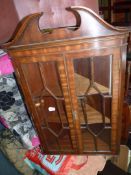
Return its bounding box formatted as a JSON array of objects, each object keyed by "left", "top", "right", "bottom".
[{"left": 35, "top": 102, "right": 41, "bottom": 107}]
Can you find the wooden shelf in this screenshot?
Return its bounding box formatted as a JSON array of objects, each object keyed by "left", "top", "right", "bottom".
[
  {"left": 82, "top": 128, "right": 111, "bottom": 152},
  {"left": 43, "top": 102, "right": 110, "bottom": 125},
  {"left": 32, "top": 72, "right": 109, "bottom": 100},
  {"left": 79, "top": 103, "right": 110, "bottom": 124},
  {"left": 75, "top": 73, "right": 109, "bottom": 96}
]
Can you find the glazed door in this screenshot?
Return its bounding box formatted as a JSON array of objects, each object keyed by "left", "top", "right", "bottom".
[
  {"left": 66, "top": 50, "right": 120, "bottom": 154},
  {"left": 14, "top": 54, "right": 77, "bottom": 154}
]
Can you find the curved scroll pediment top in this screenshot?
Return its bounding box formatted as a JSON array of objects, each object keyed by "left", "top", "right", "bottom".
[
  {"left": 68, "top": 6, "right": 128, "bottom": 32},
  {"left": 2, "top": 6, "right": 129, "bottom": 47}
]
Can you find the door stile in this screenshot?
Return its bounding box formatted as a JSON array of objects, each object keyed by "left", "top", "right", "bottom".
[
  {"left": 57, "top": 60, "right": 78, "bottom": 152},
  {"left": 65, "top": 58, "right": 83, "bottom": 153},
  {"left": 111, "top": 49, "right": 121, "bottom": 154}
]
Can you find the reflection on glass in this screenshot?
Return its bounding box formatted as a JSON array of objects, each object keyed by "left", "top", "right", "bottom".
[{"left": 73, "top": 56, "right": 112, "bottom": 152}]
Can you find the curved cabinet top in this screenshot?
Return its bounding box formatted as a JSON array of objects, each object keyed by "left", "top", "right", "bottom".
[{"left": 2, "top": 6, "right": 129, "bottom": 48}]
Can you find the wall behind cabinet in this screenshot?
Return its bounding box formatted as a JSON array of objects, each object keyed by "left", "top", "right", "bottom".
[{"left": 0, "top": 0, "right": 99, "bottom": 44}]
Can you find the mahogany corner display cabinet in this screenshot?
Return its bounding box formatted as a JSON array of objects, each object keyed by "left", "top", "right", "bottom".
[{"left": 2, "top": 6, "right": 129, "bottom": 154}]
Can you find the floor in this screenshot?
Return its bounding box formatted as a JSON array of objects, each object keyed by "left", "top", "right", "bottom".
[
  {"left": 0, "top": 123, "right": 22, "bottom": 175},
  {"left": 0, "top": 150, "right": 22, "bottom": 175}
]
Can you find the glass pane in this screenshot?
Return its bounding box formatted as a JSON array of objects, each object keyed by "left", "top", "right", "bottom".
[
  {"left": 73, "top": 56, "right": 112, "bottom": 152},
  {"left": 21, "top": 61, "right": 74, "bottom": 153}
]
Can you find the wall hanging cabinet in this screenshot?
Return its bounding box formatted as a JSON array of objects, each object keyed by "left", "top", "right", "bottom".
[{"left": 2, "top": 6, "right": 129, "bottom": 154}]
